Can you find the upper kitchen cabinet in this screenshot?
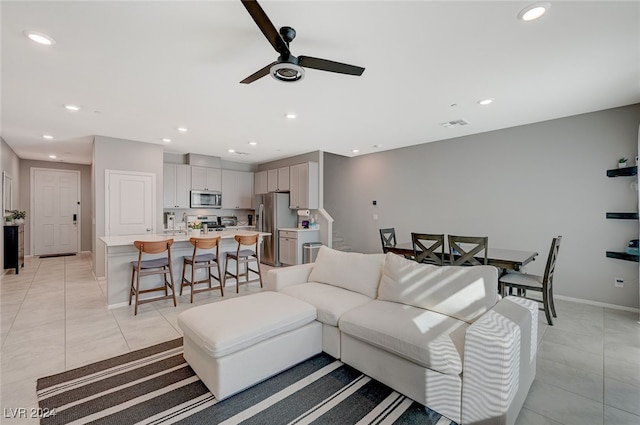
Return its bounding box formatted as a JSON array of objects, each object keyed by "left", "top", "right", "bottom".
[
  {"left": 222, "top": 170, "right": 254, "bottom": 209},
  {"left": 289, "top": 162, "right": 319, "bottom": 209},
  {"left": 191, "top": 166, "right": 222, "bottom": 191},
  {"left": 163, "top": 163, "right": 191, "bottom": 208},
  {"left": 255, "top": 170, "right": 268, "bottom": 195},
  {"left": 268, "top": 167, "right": 290, "bottom": 192}
]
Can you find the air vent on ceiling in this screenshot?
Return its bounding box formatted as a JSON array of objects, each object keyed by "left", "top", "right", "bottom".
[
  {"left": 441, "top": 119, "right": 469, "bottom": 128},
  {"left": 232, "top": 151, "right": 249, "bottom": 156}
]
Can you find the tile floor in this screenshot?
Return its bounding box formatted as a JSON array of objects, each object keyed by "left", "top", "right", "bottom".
[{"left": 1, "top": 253, "right": 639, "bottom": 424}]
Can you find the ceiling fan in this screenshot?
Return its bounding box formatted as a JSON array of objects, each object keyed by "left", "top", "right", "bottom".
[{"left": 240, "top": 0, "right": 365, "bottom": 84}]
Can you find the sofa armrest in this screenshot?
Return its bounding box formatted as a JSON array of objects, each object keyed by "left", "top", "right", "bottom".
[
  {"left": 461, "top": 296, "right": 538, "bottom": 425},
  {"left": 265, "top": 263, "right": 315, "bottom": 291}
]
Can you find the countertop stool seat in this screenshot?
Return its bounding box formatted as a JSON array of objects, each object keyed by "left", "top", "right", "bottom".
[
  {"left": 180, "top": 236, "right": 223, "bottom": 303},
  {"left": 224, "top": 234, "right": 263, "bottom": 293},
  {"left": 177, "top": 291, "right": 322, "bottom": 400},
  {"left": 129, "top": 239, "right": 177, "bottom": 315}
]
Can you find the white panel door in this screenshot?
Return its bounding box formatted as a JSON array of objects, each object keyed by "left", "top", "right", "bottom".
[
  {"left": 33, "top": 169, "right": 79, "bottom": 255},
  {"left": 106, "top": 171, "right": 155, "bottom": 236}
]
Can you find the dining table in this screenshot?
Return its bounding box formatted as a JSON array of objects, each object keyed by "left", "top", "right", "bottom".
[{"left": 385, "top": 242, "right": 538, "bottom": 271}]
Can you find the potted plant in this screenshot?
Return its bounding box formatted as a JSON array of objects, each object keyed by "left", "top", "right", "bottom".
[
  {"left": 11, "top": 210, "right": 26, "bottom": 224},
  {"left": 188, "top": 220, "right": 202, "bottom": 235},
  {"left": 618, "top": 157, "right": 628, "bottom": 168}
]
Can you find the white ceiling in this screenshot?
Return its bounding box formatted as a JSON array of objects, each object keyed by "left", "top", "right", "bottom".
[{"left": 2, "top": 1, "right": 639, "bottom": 166}]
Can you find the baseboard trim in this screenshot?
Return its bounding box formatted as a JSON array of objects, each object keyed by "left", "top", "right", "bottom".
[{"left": 555, "top": 294, "right": 639, "bottom": 313}]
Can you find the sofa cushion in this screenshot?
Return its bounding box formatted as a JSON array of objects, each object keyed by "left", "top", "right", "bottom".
[
  {"left": 280, "top": 282, "right": 373, "bottom": 326},
  {"left": 379, "top": 253, "right": 499, "bottom": 323},
  {"left": 339, "top": 300, "right": 468, "bottom": 375},
  {"left": 307, "top": 246, "right": 385, "bottom": 299}
]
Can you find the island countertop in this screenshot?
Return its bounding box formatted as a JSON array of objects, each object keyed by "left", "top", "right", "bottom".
[
  {"left": 99, "top": 230, "right": 270, "bottom": 247},
  {"left": 99, "top": 230, "right": 270, "bottom": 308}
]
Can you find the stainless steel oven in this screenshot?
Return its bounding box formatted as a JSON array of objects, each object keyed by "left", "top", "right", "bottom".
[{"left": 190, "top": 190, "right": 222, "bottom": 208}]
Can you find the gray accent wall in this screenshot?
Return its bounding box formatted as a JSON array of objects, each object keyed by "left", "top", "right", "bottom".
[{"left": 324, "top": 104, "right": 640, "bottom": 309}]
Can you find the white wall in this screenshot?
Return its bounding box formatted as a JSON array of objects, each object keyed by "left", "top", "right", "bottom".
[
  {"left": 93, "top": 136, "right": 164, "bottom": 277},
  {"left": 325, "top": 104, "right": 640, "bottom": 309}
]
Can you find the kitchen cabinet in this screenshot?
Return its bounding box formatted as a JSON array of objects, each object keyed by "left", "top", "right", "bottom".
[
  {"left": 222, "top": 170, "right": 254, "bottom": 209},
  {"left": 289, "top": 162, "right": 319, "bottom": 209},
  {"left": 606, "top": 165, "right": 639, "bottom": 262},
  {"left": 163, "top": 163, "right": 191, "bottom": 208},
  {"left": 4, "top": 224, "right": 24, "bottom": 274},
  {"left": 191, "top": 166, "right": 222, "bottom": 191},
  {"left": 255, "top": 170, "right": 268, "bottom": 195},
  {"left": 268, "top": 167, "right": 290, "bottom": 192},
  {"left": 279, "top": 229, "right": 320, "bottom": 266}
]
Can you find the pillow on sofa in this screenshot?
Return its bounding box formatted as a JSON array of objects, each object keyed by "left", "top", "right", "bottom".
[
  {"left": 378, "top": 252, "right": 499, "bottom": 323},
  {"left": 307, "top": 246, "right": 385, "bottom": 298}
]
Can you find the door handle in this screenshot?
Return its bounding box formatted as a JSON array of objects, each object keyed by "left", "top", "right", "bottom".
[
  {"left": 73, "top": 213, "right": 77, "bottom": 224},
  {"left": 146, "top": 228, "right": 152, "bottom": 232}
]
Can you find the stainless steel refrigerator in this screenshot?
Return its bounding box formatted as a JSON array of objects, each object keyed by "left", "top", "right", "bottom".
[{"left": 255, "top": 192, "right": 297, "bottom": 266}]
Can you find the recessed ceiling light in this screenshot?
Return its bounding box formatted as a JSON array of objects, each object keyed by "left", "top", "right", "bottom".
[
  {"left": 64, "top": 104, "right": 80, "bottom": 111},
  {"left": 48, "top": 155, "right": 57, "bottom": 159},
  {"left": 248, "top": 141, "right": 258, "bottom": 146},
  {"left": 352, "top": 149, "right": 360, "bottom": 153},
  {"left": 24, "top": 30, "right": 55, "bottom": 45},
  {"left": 518, "top": 2, "right": 550, "bottom": 21},
  {"left": 162, "top": 138, "right": 171, "bottom": 143},
  {"left": 228, "top": 149, "right": 236, "bottom": 153},
  {"left": 177, "top": 127, "right": 188, "bottom": 133},
  {"left": 42, "top": 134, "right": 54, "bottom": 140},
  {"left": 478, "top": 98, "right": 495, "bottom": 106},
  {"left": 285, "top": 113, "right": 297, "bottom": 119}
]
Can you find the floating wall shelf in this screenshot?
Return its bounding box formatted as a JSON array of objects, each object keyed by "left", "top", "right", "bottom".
[
  {"left": 606, "top": 212, "right": 639, "bottom": 219},
  {"left": 606, "top": 251, "right": 639, "bottom": 262},
  {"left": 607, "top": 166, "right": 638, "bottom": 177}
]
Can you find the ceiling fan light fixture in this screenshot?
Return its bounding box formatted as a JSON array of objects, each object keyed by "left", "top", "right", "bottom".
[{"left": 270, "top": 63, "right": 305, "bottom": 82}]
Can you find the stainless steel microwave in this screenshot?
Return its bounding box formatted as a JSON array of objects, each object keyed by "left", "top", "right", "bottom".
[{"left": 190, "top": 190, "right": 222, "bottom": 208}]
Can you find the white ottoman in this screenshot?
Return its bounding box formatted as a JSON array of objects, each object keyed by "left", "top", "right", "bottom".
[{"left": 177, "top": 291, "right": 322, "bottom": 400}]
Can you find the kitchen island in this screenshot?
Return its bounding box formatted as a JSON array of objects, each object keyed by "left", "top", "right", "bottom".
[{"left": 99, "top": 230, "right": 269, "bottom": 308}]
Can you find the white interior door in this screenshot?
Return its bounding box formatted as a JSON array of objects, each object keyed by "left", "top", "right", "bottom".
[
  {"left": 33, "top": 168, "right": 80, "bottom": 255},
  {"left": 106, "top": 170, "right": 155, "bottom": 236}
]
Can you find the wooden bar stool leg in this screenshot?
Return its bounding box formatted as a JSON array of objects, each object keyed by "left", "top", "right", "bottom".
[
  {"left": 134, "top": 271, "right": 141, "bottom": 316},
  {"left": 180, "top": 261, "right": 187, "bottom": 296},
  {"left": 129, "top": 268, "right": 135, "bottom": 305},
  {"left": 168, "top": 264, "right": 176, "bottom": 307},
  {"left": 216, "top": 261, "right": 224, "bottom": 297}
]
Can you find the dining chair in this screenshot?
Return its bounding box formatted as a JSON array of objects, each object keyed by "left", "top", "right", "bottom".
[
  {"left": 129, "top": 239, "right": 176, "bottom": 315},
  {"left": 379, "top": 228, "right": 397, "bottom": 253},
  {"left": 499, "top": 236, "right": 562, "bottom": 325},
  {"left": 448, "top": 235, "right": 488, "bottom": 266},
  {"left": 224, "top": 234, "right": 263, "bottom": 293},
  {"left": 411, "top": 233, "right": 445, "bottom": 265},
  {"left": 180, "top": 236, "right": 223, "bottom": 303}
]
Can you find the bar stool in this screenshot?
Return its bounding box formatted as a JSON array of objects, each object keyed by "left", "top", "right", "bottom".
[
  {"left": 180, "top": 236, "right": 223, "bottom": 303},
  {"left": 224, "top": 234, "right": 263, "bottom": 293},
  {"left": 129, "top": 239, "right": 176, "bottom": 315}
]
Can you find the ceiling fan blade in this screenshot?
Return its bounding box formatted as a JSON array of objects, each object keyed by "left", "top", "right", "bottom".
[
  {"left": 240, "top": 0, "right": 290, "bottom": 56},
  {"left": 298, "top": 56, "right": 365, "bottom": 76},
  {"left": 240, "top": 61, "right": 277, "bottom": 84}
]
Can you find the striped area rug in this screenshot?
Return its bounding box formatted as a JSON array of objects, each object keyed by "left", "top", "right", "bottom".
[{"left": 37, "top": 338, "right": 456, "bottom": 425}]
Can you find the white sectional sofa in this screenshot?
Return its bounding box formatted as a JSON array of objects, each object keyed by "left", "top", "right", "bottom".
[{"left": 266, "top": 246, "right": 538, "bottom": 425}]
